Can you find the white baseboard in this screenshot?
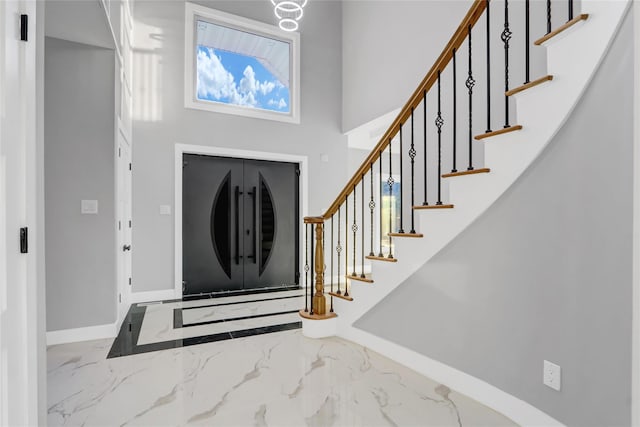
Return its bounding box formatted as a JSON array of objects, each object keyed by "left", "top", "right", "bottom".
[
  {"left": 46, "top": 323, "right": 117, "bottom": 346},
  {"left": 130, "top": 289, "right": 176, "bottom": 304},
  {"left": 340, "top": 327, "right": 565, "bottom": 427}
]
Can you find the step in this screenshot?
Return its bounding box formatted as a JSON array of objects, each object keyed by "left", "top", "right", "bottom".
[
  {"left": 298, "top": 310, "right": 338, "bottom": 320},
  {"left": 388, "top": 232, "right": 424, "bottom": 238},
  {"left": 328, "top": 292, "right": 353, "bottom": 301},
  {"left": 506, "top": 75, "right": 553, "bottom": 97},
  {"left": 475, "top": 125, "right": 523, "bottom": 141},
  {"left": 534, "top": 14, "right": 589, "bottom": 46},
  {"left": 365, "top": 255, "right": 397, "bottom": 263},
  {"left": 413, "top": 204, "right": 454, "bottom": 210},
  {"left": 346, "top": 274, "right": 374, "bottom": 283},
  {"left": 442, "top": 168, "right": 490, "bottom": 178}
]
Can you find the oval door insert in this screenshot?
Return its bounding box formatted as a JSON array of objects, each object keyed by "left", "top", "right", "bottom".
[
  {"left": 260, "top": 173, "right": 276, "bottom": 275},
  {"left": 211, "top": 172, "right": 231, "bottom": 279}
]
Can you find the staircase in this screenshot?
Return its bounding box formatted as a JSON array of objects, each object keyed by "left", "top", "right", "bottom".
[{"left": 299, "top": 0, "right": 630, "bottom": 347}]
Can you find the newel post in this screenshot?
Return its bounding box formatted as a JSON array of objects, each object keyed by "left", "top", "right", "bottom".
[{"left": 305, "top": 216, "right": 326, "bottom": 315}]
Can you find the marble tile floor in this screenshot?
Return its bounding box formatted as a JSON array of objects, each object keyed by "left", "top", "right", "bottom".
[
  {"left": 48, "top": 329, "right": 518, "bottom": 426},
  {"left": 108, "top": 289, "right": 306, "bottom": 358}
]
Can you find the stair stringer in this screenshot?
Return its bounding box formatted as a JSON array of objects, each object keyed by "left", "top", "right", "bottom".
[{"left": 331, "top": 0, "right": 631, "bottom": 332}]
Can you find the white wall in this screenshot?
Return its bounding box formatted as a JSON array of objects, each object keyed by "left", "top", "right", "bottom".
[
  {"left": 342, "top": 0, "right": 555, "bottom": 133},
  {"left": 131, "top": 0, "right": 347, "bottom": 293},
  {"left": 356, "top": 9, "right": 635, "bottom": 425},
  {"left": 44, "top": 37, "right": 117, "bottom": 331}
]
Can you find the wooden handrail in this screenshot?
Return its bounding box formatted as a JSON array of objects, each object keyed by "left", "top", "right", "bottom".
[{"left": 322, "top": 0, "right": 488, "bottom": 219}]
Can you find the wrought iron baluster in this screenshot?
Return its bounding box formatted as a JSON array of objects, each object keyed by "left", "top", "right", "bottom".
[
  {"left": 344, "top": 195, "right": 350, "bottom": 297},
  {"left": 352, "top": 184, "right": 357, "bottom": 277},
  {"left": 330, "top": 215, "right": 334, "bottom": 312},
  {"left": 502, "top": 0, "right": 512, "bottom": 128},
  {"left": 369, "top": 163, "right": 375, "bottom": 257},
  {"left": 452, "top": 48, "right": 458, "bottom": 174},
  {"left": 423, "top": 90, "right": 428, "bottom": 205},
  {"left": 547, "top": 0, "right": 552, "bottom": 34},
  {"left": 466, "top": 25, "right": 476, "bottom": 171},
  {"left": 398, "top": 125, "right": 405, "bottom": 234},
  {"left": 378, "top": 152, "right": 384, "bottom": 257},
  {"left": 568, "top": 0, "right": 573, "bottom": 21},
  {"left": 436, "top": 70, "right": 444, "bottom": 206},
  {"left": 360, "top": 176, "right": 365, "bottom": 278},
  {"left": 336, "top": 205, "right": 342, "bottom": 295},
  {"left": 387, "top": 139, "right": 394, "bottom": 258},
  {"left": 304, "top": 224, "right": 309, "bottom": 312},
  {"left": 409, "top": 108, "right": 416, "bottom": 234},
  {"left": 310, "top": 223, "right": 314, "bottom": 315},
  {"left": 525, "top": 0, "right": 530, "bottom": 84},
  {"left": 486, "top": 0, "right": 492, "bottom": 133}
]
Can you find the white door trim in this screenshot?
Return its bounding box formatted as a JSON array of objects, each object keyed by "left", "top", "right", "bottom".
[
  {"left": 632, "top": 2, "right": 639, "bottom": 425},
  {"left": 174, "top": 144, "right": 308, "bottom": 299},
  {"left": 0, "top": 0, "right": 41, "bottom": 423}
]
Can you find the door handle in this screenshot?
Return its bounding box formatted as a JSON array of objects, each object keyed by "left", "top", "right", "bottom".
[
  {"left": 123, "top": 245, "right": 131, "bottom": 252},
  {"left": 234, "top": 186, "right": 241, "bottom": 265},
  {"left": 248, "top": 186, "right": 257, "bottom": 264}
]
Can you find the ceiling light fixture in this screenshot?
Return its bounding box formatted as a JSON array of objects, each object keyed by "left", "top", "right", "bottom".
[{"left": 271, "top": 0, "right": 307, "bottom": 32}]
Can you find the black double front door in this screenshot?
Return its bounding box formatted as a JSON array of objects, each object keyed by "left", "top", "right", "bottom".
[{"left": 182, "top": 154, "right": 300, "bottom": 295}]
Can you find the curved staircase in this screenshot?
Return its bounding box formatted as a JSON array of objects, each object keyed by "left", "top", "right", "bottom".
[{"left": 299, "top": 0, "right": 631, "bottom": 422}]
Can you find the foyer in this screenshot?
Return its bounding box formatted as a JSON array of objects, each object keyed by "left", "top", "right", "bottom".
[{"left": 1, "top": 0, "right": 639, "bottom": 426}]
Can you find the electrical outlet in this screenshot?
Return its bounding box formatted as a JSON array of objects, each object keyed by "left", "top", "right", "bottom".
[{"left": 543, "top": 360, "right": 561, "bottom": 391}]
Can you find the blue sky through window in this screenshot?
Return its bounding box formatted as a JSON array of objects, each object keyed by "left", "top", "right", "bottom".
[{"left": 196, "top": 45, "right": 290, "bottom": 114}]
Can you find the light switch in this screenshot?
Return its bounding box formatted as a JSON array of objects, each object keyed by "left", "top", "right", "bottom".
[
  {"left": 81, "top": 200, "right": 98, "bottom": 214},
  {"left": 159, "top": 205, "right": 172, "bottom": 215}
]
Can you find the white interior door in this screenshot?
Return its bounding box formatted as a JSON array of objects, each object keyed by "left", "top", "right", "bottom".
[
  {"left": 117, "top": 128, "right": 132, "bottom": 325},
  {"left": 0, "top": 0, "right": 40, "bottom": 424}
]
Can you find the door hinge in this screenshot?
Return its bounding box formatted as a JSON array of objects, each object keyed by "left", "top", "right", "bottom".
[
  {"left": 118, "top": 148, "right": 121, "bottom": 157},
  {"left": 129, "top": 220, "right": 132, "bottom": 228},
  {"left": 295, "top": 168, "right": 301, "bottom": 177},
  {"left": 129, "top": 163, "right": 132, "bottom": 171},
  {"left": 20, "top": 15, "right": 28, "bottom": 41},
  {"left": 128, "top": 277, "right": 132, "bottom": 286},
  {"left": 118, "top": 221, "right": 122, "bottom": 230},
  {"left": 119, "top": 293, "right": 122, "bottom": 303},
  {"left": 20, "top": 227, "right": 28, "bottom": 253}
]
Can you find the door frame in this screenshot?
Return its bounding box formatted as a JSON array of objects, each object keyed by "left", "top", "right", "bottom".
[
  {"left": 116, "top": 120, "right": 132, "bottom": 328},
  {"left": 174, "top": 144, "right": 308, "bottom": 299},
  {"left": 0, "top": 0, "right": 43, "bottom": 423}
]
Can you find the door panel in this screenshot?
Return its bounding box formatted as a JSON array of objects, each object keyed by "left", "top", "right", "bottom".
[
  {"left": 182, "top": 155, "right": 299, "bottom": 295},
  {"left": 243, "top": 160, "right": 298, "bottom": 289},
  {"left": 183, "top": 155, "right": 244, "bottom": 294},
  {"left": 117, "top": 134, "right": 132, "bottom": 323}
]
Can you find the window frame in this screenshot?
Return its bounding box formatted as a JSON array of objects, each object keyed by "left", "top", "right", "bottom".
[{"left": 184, "top": 2, "right": 300, "bottom": 124}]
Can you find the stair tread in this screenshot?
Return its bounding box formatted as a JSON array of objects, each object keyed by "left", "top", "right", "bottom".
[
  {"left": 413, "top": 204, "right": 454, "bottom": 210},
  {"left": 328, "top": 292, "right": 353, "bottom": 301},
  {"left": 388, "top": 232, "right": 424, "bottom": 238},
  {"left": 506, "top": 75, "right": 553, "bottom": 96},
  {"left": 442, "top": 168, "right": 490, "bottom": 178},
  {"left": 366, "top": 255, "right": 398, "bottom": 263},
  {"left": 299, "top": 310, "right": 338, "bottom": 320},
  {"left": 475, "top": 125, "right": 522, "bottom": 140},
  {"left": 534, "top": 14, "right": 589, "bottom": 46},
  {"left": 347, "top": 274, "right": 374, "bottom": 283}
]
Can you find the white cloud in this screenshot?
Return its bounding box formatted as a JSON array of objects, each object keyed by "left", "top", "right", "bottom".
[
  {"left": 196, "top": 48, "right": 238, "bottom": 101},
  {"left": 196, "top": 48, "right": 281, "bottom": 110},
  {"left": 240, "top": 65, "right": 276, "bottom": 97},
  {"left": 267, "top": 97, "right": 288, "bottom": 110},
  {"left": 260, "top": 81, "right": 276, "bottom": 96},
  {"left": 239, "top": 65, "right": 257, "bottom": 95}
]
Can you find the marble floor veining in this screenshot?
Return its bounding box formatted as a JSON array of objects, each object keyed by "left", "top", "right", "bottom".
[{"left": 48, "top": 329, "right": 518, "bottom": 426}]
